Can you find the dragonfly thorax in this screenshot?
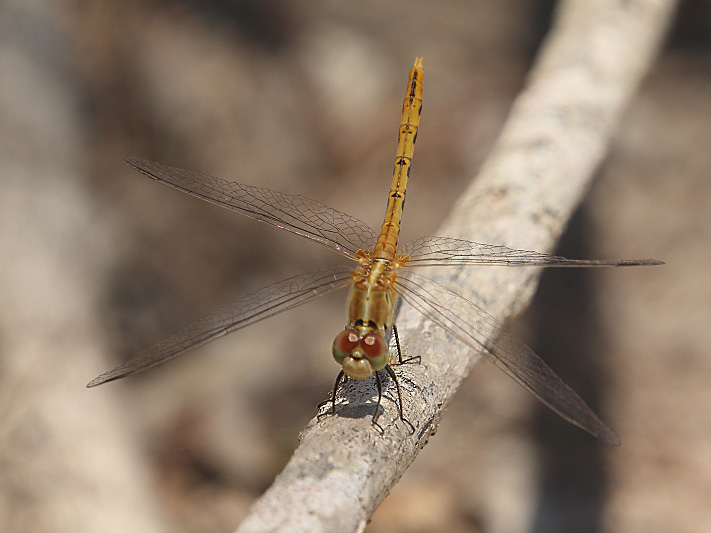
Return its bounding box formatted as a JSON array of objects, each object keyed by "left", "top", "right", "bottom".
[{"left": 348, "top": 259, "right": 398, "bottom": 328}]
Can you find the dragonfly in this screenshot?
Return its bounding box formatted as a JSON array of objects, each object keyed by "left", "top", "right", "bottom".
[{"left": 88, "top": 58, "right": 662, "bottom": 444}]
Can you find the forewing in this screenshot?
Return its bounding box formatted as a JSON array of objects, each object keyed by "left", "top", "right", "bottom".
[
  {"left": 402, "top": 236, "right": 663, "bottom": 267},
  {"left": 124, "top": 157, "right": 378, "bottom": 259},
  {"left": 394, "top": 271, "right": 619, "bottom": 445},
  {"left": 87, "top": 266, "right": 353, "bottom": 387}
]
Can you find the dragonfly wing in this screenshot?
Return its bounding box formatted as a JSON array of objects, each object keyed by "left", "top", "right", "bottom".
[
  {"left": 394, "top": 271, "right": 620, "bottom": 445},
  {"left": 87, "top": 266, "right": 354, "bottom": 387},
  {"left": 402, "top": 236, "right": 663, "bottom": 267},
  {"left": 124, "top": 157, "right": 378, "bottom": 259}
]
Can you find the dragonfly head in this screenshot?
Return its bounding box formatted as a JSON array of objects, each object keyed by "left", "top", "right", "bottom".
[{"left": 332, "top": 327, "right": 389, "bottom": 380}]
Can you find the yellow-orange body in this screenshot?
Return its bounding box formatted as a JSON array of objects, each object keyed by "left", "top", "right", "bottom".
[
  {"left": 333, "top": 58, "right": 424, "bottom": 380},
  {"left": 373, "top": 58, "right": 424, "bottom": 261}
]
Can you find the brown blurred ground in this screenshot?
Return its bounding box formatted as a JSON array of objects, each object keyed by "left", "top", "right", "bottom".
[{"left": 0, "top": 1, "right": 708, "bottom": 532}]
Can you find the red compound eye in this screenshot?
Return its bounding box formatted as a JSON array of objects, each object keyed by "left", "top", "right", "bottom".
[
  {"left": 360, "top": 334, "right": 387, "bottom": 359},
  {"left": 332, "top": 328, "right": 359, "bottom": 363},
  {"left": 338, "top": 329, "right": 359, "bottom": 351}
]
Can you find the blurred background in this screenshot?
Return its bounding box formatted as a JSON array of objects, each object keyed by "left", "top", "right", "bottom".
[{"left": 1, "top": 1, "right": 708, "bottom": 532}]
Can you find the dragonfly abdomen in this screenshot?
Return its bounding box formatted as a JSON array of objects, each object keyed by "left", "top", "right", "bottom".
[{"left": 373, "top": 57, "right": 424, "bottom": 260}]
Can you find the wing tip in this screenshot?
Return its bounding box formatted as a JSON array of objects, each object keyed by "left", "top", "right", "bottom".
[
  {"left": 86, "top": 375, "right": 110, "bottom": 388},
  {"left": 86, "top": 369, "right": 126, "bottom": 388},
  {"left": 122, "top": 155, "right": 141, "bottom": 167},
  {"left": 599, "top": 428, "right": 621, "bottom": 446},
  {"left": 619, "top": 258, "right": 664, "bottom": 266}
]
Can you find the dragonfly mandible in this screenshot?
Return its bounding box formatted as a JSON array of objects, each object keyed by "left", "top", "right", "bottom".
[{"left": 88, "top": 58, "right": 662, "bottom": 444}]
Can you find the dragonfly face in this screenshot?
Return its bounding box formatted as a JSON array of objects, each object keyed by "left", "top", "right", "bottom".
[{"left": 332, "top": 327, "right": 389, "bottom": 380}]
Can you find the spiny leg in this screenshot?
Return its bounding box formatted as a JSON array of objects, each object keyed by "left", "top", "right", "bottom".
[
  {"left": 371, "top": 371, "right": 386, "bottom": 434},
  {"left": 392, "top": 324, "right": 421, "bottom": 365},
  {"left": 318, "top": 369, "right": 346, "bottom": 419},
  {"left": 385, "top": 364, "right": 415, "bottom": 434}
]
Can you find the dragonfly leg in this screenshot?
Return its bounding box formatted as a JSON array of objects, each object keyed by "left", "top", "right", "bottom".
[
  {"left": 385, "top": 364, "right": 415, "bottom": 434},
  {"left": 371, "top": 371, "right": 386, "bottom": 434},
  {"left": 318, "top": 360, "right": 415, "bottom": 434},
  {"left": 317, "top": 370, "right": 345, "bottom": 419},
  {"left": 392, "top": 324, "right": 421, "bottom": 365}
]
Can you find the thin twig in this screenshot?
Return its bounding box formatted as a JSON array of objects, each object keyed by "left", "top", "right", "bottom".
[{"left": 236, "top": 1, "right": 677, "bottom": 531}]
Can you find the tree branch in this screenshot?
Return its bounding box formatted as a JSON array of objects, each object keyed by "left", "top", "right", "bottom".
[{"left": 236, "top": 1, "right": 676, "bottom": 531}]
